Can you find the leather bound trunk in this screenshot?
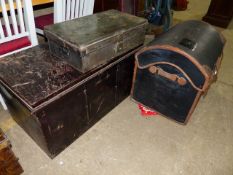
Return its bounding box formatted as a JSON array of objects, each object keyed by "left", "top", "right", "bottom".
[
  {"left": 131, "top": 20, "right": 225, "bottom": 124},
  {"left": 0, "top": 44, "right": 140, "bottom": 158},
  {"left": 44, "top": 10, "right": 147, "bottom": 73}
]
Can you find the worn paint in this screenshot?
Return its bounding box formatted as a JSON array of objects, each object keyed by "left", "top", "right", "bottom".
[
  {"left": 0, "top": 45, "right": 82, "bottom": 107},
  {"left": 44, "top": 10, "right": 148, "bottom": 73}
]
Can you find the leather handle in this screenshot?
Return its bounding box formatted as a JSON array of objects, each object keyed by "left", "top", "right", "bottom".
[{"left": 149, "top": 66, "right": 187, "bottom": 86}]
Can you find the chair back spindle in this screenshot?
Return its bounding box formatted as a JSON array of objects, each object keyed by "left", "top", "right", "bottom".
[
  {"left": 54, "top": 0, "right": 95, "bottom": 23},
  {"left": 0, "top": 0, "right": 37, "bottom": 46},
  {"left": 15, "top": 0, "right": 26, "bottom": 33}
]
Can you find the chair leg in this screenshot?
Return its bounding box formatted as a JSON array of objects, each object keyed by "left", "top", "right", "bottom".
[{"left": 0, "top": 93, "right": 7, "bottom": 110}]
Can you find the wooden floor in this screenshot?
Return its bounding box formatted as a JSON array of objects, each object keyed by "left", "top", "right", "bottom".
[{"left": 32, "top": 0, "right": 53, "bottom": 6}]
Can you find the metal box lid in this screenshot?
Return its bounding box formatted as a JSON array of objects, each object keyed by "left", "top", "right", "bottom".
[
  {"left": 44, "top": 10, "right": 147, "bottom": 56},
  {"left": 0, "top": 44, "right": 140, "bottom": 110},
  {"left": 0, "top": 45, "right": 82, "bottom": 108}
]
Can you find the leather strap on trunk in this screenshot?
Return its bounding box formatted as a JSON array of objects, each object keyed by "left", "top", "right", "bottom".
[{"left": 140, "top": 61, "right": 206, "bottom": 92}]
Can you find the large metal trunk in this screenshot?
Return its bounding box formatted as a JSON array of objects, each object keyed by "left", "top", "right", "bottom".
[
  {"left": 0, "top": 44, "right": 139, "bottom": 158},
  {"left": 131, "top": 20, "right": 225, "bottom": 124},
  {"left": 44, "top": 10, "right": 147, "bottom": 73}
]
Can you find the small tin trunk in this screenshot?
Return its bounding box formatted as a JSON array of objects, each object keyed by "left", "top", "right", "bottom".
[
  {"left": 131, "top": 20, "right": 225, "bottom": 124},
  {"left": 44, "top": 10, "right": 147, "bottom": 73},
  {"left": 0, "top": 44, "right": 139, "bottom": 158}
]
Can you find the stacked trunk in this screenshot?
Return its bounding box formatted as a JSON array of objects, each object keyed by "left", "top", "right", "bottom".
[{"left": 0, "top": 10, "right": 147, "bottom": 158}]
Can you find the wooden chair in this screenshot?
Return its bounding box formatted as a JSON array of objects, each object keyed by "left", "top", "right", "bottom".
[
  {"left": 0, "top": 0, "right": 38, "bottom": 110},
  {"left": 35, "top": 0, "right": 95, "bottom": 35},
  {"left": 0, "top": 94, "right": 7, "bottom": 110},
  {"left": 0, "top": 0, "right": 38, "bottom": 57}
]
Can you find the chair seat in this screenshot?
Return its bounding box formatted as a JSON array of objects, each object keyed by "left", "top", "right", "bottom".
[
  {"left": 0, "top": 37, "right": 31, "bottom": 56},
  {"left": 35, "top": 13, "right": 54, "bottom": 30}
]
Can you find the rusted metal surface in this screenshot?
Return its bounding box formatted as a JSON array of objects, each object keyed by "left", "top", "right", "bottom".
[
  {"left": 44, "top": 10, "right": 147, "bottom": 73},
  {"left": 0, "top": 45, "right": 82, "bottom": 108},
  {"left": 131, "top": 20, "right": 225, "bottom": 124},
  {"left": 0, "top": 45, "right": 140, "bottom": 158}
]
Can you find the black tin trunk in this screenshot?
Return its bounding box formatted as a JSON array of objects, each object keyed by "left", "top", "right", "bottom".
[{"left": 0, "top": 44, "right": 139, "bottom": 158}]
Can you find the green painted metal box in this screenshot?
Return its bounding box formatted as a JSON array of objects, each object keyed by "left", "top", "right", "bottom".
[{"left": 44, "top": 10, "right": 148, "bottom": 73}]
